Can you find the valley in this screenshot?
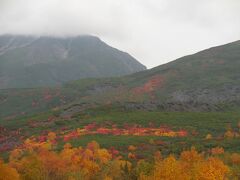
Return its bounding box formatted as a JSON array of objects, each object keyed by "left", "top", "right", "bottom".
[{"left": 1, "top": 39, "right": 240, "bottom": 179}]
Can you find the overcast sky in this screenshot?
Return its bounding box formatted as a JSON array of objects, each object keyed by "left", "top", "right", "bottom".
[{"left": 0, "top": 0, "right": 240, "bottom": 68}]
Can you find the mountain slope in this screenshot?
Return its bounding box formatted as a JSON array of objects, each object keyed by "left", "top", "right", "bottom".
[
  {"left": 0, "top": 35, "right": 146, "bottom": 89},
  {"left": 1, "top": 40, "right": 240, "bottom": 119},
  {"left": 129, "top": 40, "right": 240, "bottom": 101},
  {"left": 64, "top": 40, "right": 240, "bottom": 111}
]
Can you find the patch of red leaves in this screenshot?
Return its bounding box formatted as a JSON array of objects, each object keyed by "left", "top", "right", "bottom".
[
  {"left": 132, "top": 75, "right": 165, "bottom": 95},
  {"left": 108, "top": 147, "right": 120, "bottom": 158},
  {"left": 61, "top": 123, "right": 188, "bottom": 142},
  {"left": 63, "top": 130, "right": 80, "bottom": 142}
]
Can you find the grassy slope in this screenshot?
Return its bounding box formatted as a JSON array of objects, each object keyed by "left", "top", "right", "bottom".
[
  {"left": 1, "top": 40, "right": 240, "bottom": 119},
  {"left": 63, "top": 40, "right": 240, "bottom": 104},
  {"left": 60, "top": 109, "right": 240, "bottom": 155},
  {"left": 1, "top": 108, "right": 240, "bottom": 159},
  {"left": 1, "top": 40, "right": 240, "bottom": 159}
]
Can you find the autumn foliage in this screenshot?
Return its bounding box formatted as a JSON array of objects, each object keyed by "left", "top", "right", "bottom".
[
  {"left": 139, "top": 148, "right": 229, "bottom": 180},
  {"left": 0, "top": 159, "right": 19, "bottom": 180},
  {"left": 2, "top": 123, "right": 240, "bottom": 179},
  {"left": 60, "top": 123, "right": 188, "bottom": 142},
  {"left": 0, "top": 135, "right": 239, "bottom": 180},
  {"left": 5, "top": 136, "right": 131, "bottom": 180}
]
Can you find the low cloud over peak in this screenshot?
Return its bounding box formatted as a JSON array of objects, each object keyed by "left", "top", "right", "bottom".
[{"left": 1, "top": 0, "right": 240, "bottom": 68}]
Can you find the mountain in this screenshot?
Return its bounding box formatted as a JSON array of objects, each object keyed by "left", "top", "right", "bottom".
[
  {"left": 128, "top": 40, "right": 240, "bottom": 106},
  {"left": 2, "top": 39, "right": 240, "bottom": 175},
  {"left": 0, "top": 35, "right": 146, "bottom": 89},
  {"left": 1, "top": 40, "right": 240, "bottom": 119},
  {"left": 63, "top": 40, "right": 240, "bottom": 111}
]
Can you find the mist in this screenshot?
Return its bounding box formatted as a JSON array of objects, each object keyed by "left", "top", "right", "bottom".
[{"left": 1, "top": 0, "right": 240, "bottom": 68}]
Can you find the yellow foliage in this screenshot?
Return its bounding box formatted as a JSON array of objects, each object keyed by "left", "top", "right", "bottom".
[
  {"left": 224, "top": 130, "right": 234, "bottom": 139},
  {"left": 104, "top": 176, "right": 113, "bottom": 180},
  {"left": 145, "top": 155, "right": 189, "bottom": 180},
  {"left": 141, "top": 149, "right": 229, "bottom": 180},
  {"left": 64, "top": 143, "right": 72, "bottom": 149},
  {"left": 128, "top": 145, "right": 137, "bottom": 151},
  {"left": 205, "top": 133, "right": 213, "bottom": 140},
  {"left": 97, "top": 149, "right": 112, "bottom": 164},
  {"left": 47, "top": 132, "right": 57, "bottom": 141},
  {"left": 0, "top": 159, "right": 19, "bottom": 180},
  {"left": 117, "top": 160, "right": 132, "bottom": 171},
  {"left": 196, "top": 157, "right": 229, "bottom": 180},
  {"left": 5, "top": 140, "right": 232, "bottom": 180}
]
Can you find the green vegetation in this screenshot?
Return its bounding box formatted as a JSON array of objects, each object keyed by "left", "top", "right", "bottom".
[
  {"left": 1, "top": 108, "right": 240, "bottom": 159},
  {"left": 1, "top": 38, "right": 240, "bottom": 170}
]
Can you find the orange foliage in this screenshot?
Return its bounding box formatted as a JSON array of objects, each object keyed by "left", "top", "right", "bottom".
[
  {"left": 128, "top": 145, "right": 137, "bottom": 151},
  {"left": 196, "top": 157, "right": 229, "bottom": 180},
  {"left": 132, "top": 75, "right": 165, "bottom": 95},
  {"left": 58, "top": 123, "right": 188, "bottom": 143},
  {"left": 1, "top": 138, "right": 234, "bottom": 180},
  {"left": 0, "top": 159, "right": 19, "bottom": 180},
  {"left": 128, "top": 152, "right": 136, "bottom": 159},
  {"left": 140, "top": 155, "right": 189, "bottom": 180},
  {"left": 211, "top": 147, "right": 224, "bottom": 155},
  {"left": 141, "top": 148, "right": 229, "bottom": 180},
  {"left": 205, "top": 133, "right": 213, "bottom": 140},
  {"left": 47, "top": 132, "right": 56, "bottom": 141},
  {"left": 7, "top": 139, "right": 134, "bottom": 180},
  {"left": 224, "top": 130, "right": 234, "bottom": 139},
  {"left": 230, "top": 153, "right": 240, "bottom": 165}
]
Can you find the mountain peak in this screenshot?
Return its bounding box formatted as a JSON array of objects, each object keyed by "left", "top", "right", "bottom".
[{"left": 0, "top": 35, "right": 146, "bottom": 89}]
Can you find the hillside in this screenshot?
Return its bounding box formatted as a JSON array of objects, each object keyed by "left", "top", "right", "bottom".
[
  {"left": 61, "top": 40, "right": 240, "bottom": 112},
  {"left": 123, "top": 40, "right": 240, "bottom": 108},
  {"left": 0, "top": 35, "right": 146, "bottom": 89},
  {"left": 1, "top": 40, "right": 240, "bottom": 119},
  {"left": 1, "top": 40, "right": 240, "bottom": 174}
]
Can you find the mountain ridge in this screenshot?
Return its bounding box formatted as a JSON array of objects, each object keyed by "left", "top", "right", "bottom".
[
  {"left": 0, "top": 35, "right": 146, "bottom": 89},
  {"left": 0, "top": 39, "right": 240, "bottom": 119},
  {"left": 63, "top": 39, "right": 240, "bottom": 111}
]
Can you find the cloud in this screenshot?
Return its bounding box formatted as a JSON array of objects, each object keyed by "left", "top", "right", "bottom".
[{"left": 0, "top": 0, "right": 240, "bottom": 68}]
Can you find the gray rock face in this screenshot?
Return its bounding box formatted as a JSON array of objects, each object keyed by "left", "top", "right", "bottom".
[{"left": 170, "top": 86, "right": 240, "bottom": 104}]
